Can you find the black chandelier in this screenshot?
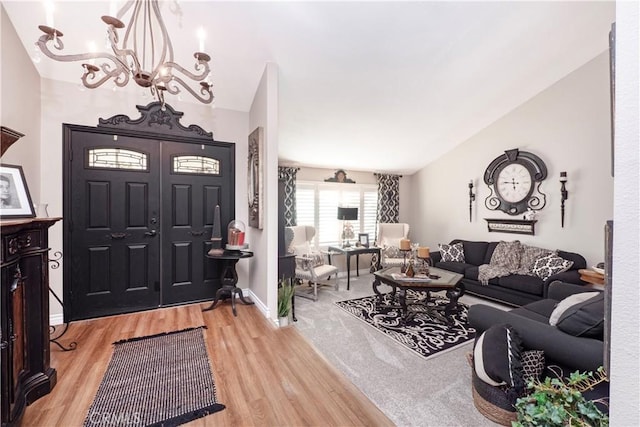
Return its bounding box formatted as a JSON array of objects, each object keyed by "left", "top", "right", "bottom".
[{"left": 36, "top": 0, "right": 213, "bottom": 107}]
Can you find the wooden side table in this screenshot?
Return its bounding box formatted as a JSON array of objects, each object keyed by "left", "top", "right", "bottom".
[{"left": 578, "top": 269, "right": 605, "bottom": 285}]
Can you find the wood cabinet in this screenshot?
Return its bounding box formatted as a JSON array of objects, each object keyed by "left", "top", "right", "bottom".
[{"left": 1, "top": 218, "right": 60, "bottom": 426}]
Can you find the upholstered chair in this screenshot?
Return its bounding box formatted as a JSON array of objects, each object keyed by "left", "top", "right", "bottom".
[
  {"left": 285, "top": 225, "right": 339, "bottom": 301},
  {"left": 376, "top": 223, "right": 410, "bottom": 268}
]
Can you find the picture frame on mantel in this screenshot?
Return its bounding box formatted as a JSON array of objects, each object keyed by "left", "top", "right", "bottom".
[
  {"left": 248, "top": 127, "right": 264, "bottom": 229},
  {"left": 0, "top": 164, "right": 35, "bottom": 219}
]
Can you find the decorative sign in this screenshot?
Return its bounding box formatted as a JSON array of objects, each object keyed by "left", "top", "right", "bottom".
[{"left": 485, "top": 218, "right": 537, "bottom": 235}]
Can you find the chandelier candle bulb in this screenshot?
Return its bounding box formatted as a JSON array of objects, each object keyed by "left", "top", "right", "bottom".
[
  {"left": 418, "top": 247, "right": 430, "bottom": 258},
  {"left": 400, "top": 239, "right": 411, "bottom": 250},
  {"left": 197, "top": 27, "right": 206, "bottom": 53}
]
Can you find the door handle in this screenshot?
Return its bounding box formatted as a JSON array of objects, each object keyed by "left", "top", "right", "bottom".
[
  {"left": 109, "top": 232, "right": 130, "bottom": 240},
  {"left": 144, "top": 230, "right": 157, "bottom": 237}
]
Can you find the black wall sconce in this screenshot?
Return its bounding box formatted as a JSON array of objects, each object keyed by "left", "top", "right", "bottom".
[
  {"left": 560, "top": 171, "right": 568, "bottom": 227},
  {"left": 468, "top": 179, "right": 476, "bottom": 222}
]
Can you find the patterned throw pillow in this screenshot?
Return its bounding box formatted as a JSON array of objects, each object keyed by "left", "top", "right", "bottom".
[
  {"left": 438, "top": 242, "right": 465, "bottom": 262},
  {"left": 532, "top": 253, "right": 574, "bottom": 280},
  {"left": 521, "top": 350, "right": 545, "bottom": 383},
  {"left": 516, "top": 245, "right": 554, "bottom": 275},
  {"left": 383, "top": 246, "right": 401, "bottom": 258}
]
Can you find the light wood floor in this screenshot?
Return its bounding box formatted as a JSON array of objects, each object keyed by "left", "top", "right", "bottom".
[{"left": 20, "top": 301, "right": 393, "bottom": 427}]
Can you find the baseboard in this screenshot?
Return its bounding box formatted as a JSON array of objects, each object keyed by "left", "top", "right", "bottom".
[
  {"left": 47, "top": 289, "right": 277, "bottom": 328},
  {"left": 247, "top": 288, "right": 277, "bottom": 326}
]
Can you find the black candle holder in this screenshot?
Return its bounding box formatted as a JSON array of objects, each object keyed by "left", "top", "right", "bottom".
[
  {"left": 399, "top": 248, "right": 411, "bottom": 273},
  {"left": 468, "top": 181, "right": 476, "bottom": 222},
  {"left": 560, "top": 172, "right": 568, "bottom": 227},
  {"left": 417, "top": 255, "right": 433, "bottom": 275}
]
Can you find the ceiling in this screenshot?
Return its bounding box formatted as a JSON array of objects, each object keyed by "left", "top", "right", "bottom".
[{"left": 3, "top": 1, "right": 615, "bottom": 174}]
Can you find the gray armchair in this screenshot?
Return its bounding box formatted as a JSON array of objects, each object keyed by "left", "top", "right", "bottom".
[{"left": 285, "top": 225, "right": 339, "bottom": 301}]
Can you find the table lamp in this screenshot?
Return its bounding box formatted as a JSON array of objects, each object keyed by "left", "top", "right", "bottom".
[{"left": 337, "top": 207, "right": 358, "bottom": 247}]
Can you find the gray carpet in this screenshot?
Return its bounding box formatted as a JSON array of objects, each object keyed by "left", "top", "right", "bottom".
[{"left": 294, "top": 272, "right": 504, "bottom": 426}]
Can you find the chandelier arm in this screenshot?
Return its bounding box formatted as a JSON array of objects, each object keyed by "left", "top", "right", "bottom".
[
  {"left": 163, "top": 61, "right": 211, "bottom": 82},
  {"left": 37, "top": 35, "right": 130, "bottom": 78},
  {"left": 166, "top": 77, "right": 214, "bottom": 104},
  {"left": 82, "top": 66, "right": 130, "bottom": 89}
]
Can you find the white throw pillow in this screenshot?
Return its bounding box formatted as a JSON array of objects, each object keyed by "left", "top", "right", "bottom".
[
  {"left": 549, "top": 292, "right": 600, "bottom": 326},
  {"left": 292, "top": 242, "right": 312, "bottom": 256}
]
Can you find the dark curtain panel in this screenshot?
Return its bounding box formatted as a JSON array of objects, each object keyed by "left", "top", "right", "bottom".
[
  {"left": 372, "top": 173, "right": 401, "bottom": 271},
  {"left": 376, "top": 173, "right": 401, "bottom": 224},
  {"left": 278, "top": 167, "right": 299, "bottom": 226}
]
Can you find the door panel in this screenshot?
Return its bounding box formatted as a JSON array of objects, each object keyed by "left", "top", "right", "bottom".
[
  {"left": 68, "top": 131, "right": 161, "bottom": 320},
  {"left": 161, "top": 143, "right": 233, "bottom": 305}
]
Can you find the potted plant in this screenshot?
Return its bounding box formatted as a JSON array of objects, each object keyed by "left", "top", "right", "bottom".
[
  {"left": 278, "top": 277, "right": 295, "bottom": 327},
  {"left": 513, "top": 367, "right": 609, "bottom": 427}
]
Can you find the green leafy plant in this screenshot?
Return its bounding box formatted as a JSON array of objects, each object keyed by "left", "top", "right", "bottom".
[
  {"left": 277, "top": 277, "right": 296, "bottom": 318},
  {"left": 513, "top": 366, "right": 609, "bottom": 427}
]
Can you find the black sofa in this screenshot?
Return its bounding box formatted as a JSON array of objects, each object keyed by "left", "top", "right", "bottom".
[
  {"left": 468, "top": 281, "right": 608, "bottom": 422},
  {"left": 430, "top": 239, "right": 588, "bottom": 306},
  {"left": 469, "top": 281, "right": 604, "bottom": 372}
]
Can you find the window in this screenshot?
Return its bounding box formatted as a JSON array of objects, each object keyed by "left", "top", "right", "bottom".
[
  {"left": 296, "top": 181, "right": 378, "bottom": 247},
  {"left": 172, "top": 155, "right": 220, "bottom": 175},
  {"left": 88, "top": 148, "right": 148, "bottom": 170}
]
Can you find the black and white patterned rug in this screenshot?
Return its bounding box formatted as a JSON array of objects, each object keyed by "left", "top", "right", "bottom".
[
  {"left": 84, "top": 327, "right": 225, "bottom": 427},
  {"left": 335, "top": 292, "right": 476, "bottom": 360}
]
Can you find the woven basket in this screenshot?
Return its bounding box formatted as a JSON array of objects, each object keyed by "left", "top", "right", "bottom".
[{"left": 468, "top": 353, "right": 518, "bottom": 426}]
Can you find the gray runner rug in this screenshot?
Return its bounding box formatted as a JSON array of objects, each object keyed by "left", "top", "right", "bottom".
[
  {"left": 84, "top": 326, "right": 225, "bottom": 427},
  {"left": 335, "top": 292, "right": 476, "bottom": 360}
]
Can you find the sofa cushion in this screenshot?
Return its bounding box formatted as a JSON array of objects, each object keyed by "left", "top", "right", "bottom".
[
  {"left": 497, "top": 274, "right": 545, "bottom": 296},
  {"left": 483, "top": 242, "right": 500, "bottom": 264},
  {"left": 438, "top": 242, "right": 465, "bottom": 262},
  {"left": 435, "top": 261, "right": 472, "bottom": 275},
  {"left": 556, "top": 293, "right": 605, "bottom": 339},
  {"left": 473, "top": 324, "right": 524, "bottom": 394},
  {"left": 453, "top": 240, "right": 488, "bottom": 266},
  {"left": 513, "top": 299, "right": 557, "bottom": 321},
  {"left": 549, "top": 292, "right": 600, "bottom": 326},
  {"left": 532, "top": 254, "right": 574, "bottom": 280},
  {"left": 464, "top": 265, "right": 479, "bottom": 281}
]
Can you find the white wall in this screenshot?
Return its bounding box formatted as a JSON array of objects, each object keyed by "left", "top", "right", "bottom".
[
  {"left": 1, "top": 5, "right": 41, "bottom": 202},
  {"left": 407, "top": 52, "right": 613, "bottom": 267},
  {"left": 610, "top": 2, "right": 640, "bottom": 424},
  {"left": 248, "top": 62, "right": 279, "bottom": 321},
  {"left": 38, "top": 78, "right": 250, "bottom": 319}
]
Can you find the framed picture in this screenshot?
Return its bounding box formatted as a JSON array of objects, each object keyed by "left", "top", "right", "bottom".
[
  {"left": 358, "top": 233, "right": 369, "bottom": 247},
  {"left": 248, "top": 126, "right": 264, "bottom": 229},
  {"left": 0, "top": 164, "right": 35, "bottom": 219}
]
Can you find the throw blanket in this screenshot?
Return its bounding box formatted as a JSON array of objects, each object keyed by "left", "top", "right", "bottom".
[{"left": 478, "top": 241, "right": 523, "bottom": 286}]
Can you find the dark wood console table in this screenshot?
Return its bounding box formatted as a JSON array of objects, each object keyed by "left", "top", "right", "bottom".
[
  {"left": 1, "top": 218, "right": 61, "bottom": 426},
  {"left": 203, "top": 250, "right": 254, "bottom": 316},
  {"left": 327, "top": 246, "right": 381, "bottom": 290}
]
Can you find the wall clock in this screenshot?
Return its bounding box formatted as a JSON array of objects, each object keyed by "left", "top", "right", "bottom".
[{"left": 484, "top": 148, "right": 547, "bottom": 216}]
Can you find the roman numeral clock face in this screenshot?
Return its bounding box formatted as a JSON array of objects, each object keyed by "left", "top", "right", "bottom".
[
  {"left": 483, "top": 148, "right": 547, "bottom": 216},
  {"left": 496, "top": 163, "right": 532, "bottom": 203}
]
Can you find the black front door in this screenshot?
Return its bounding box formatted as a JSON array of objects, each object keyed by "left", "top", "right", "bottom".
[
  {"left": 68, "top": 131, "right": 161, "bottom": 319},
  {"left": 65, "top": 125, "right": 234, "bottom": 320},
  {"left": 161, "top": 142, "right": 234, "bottom": 305}
]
